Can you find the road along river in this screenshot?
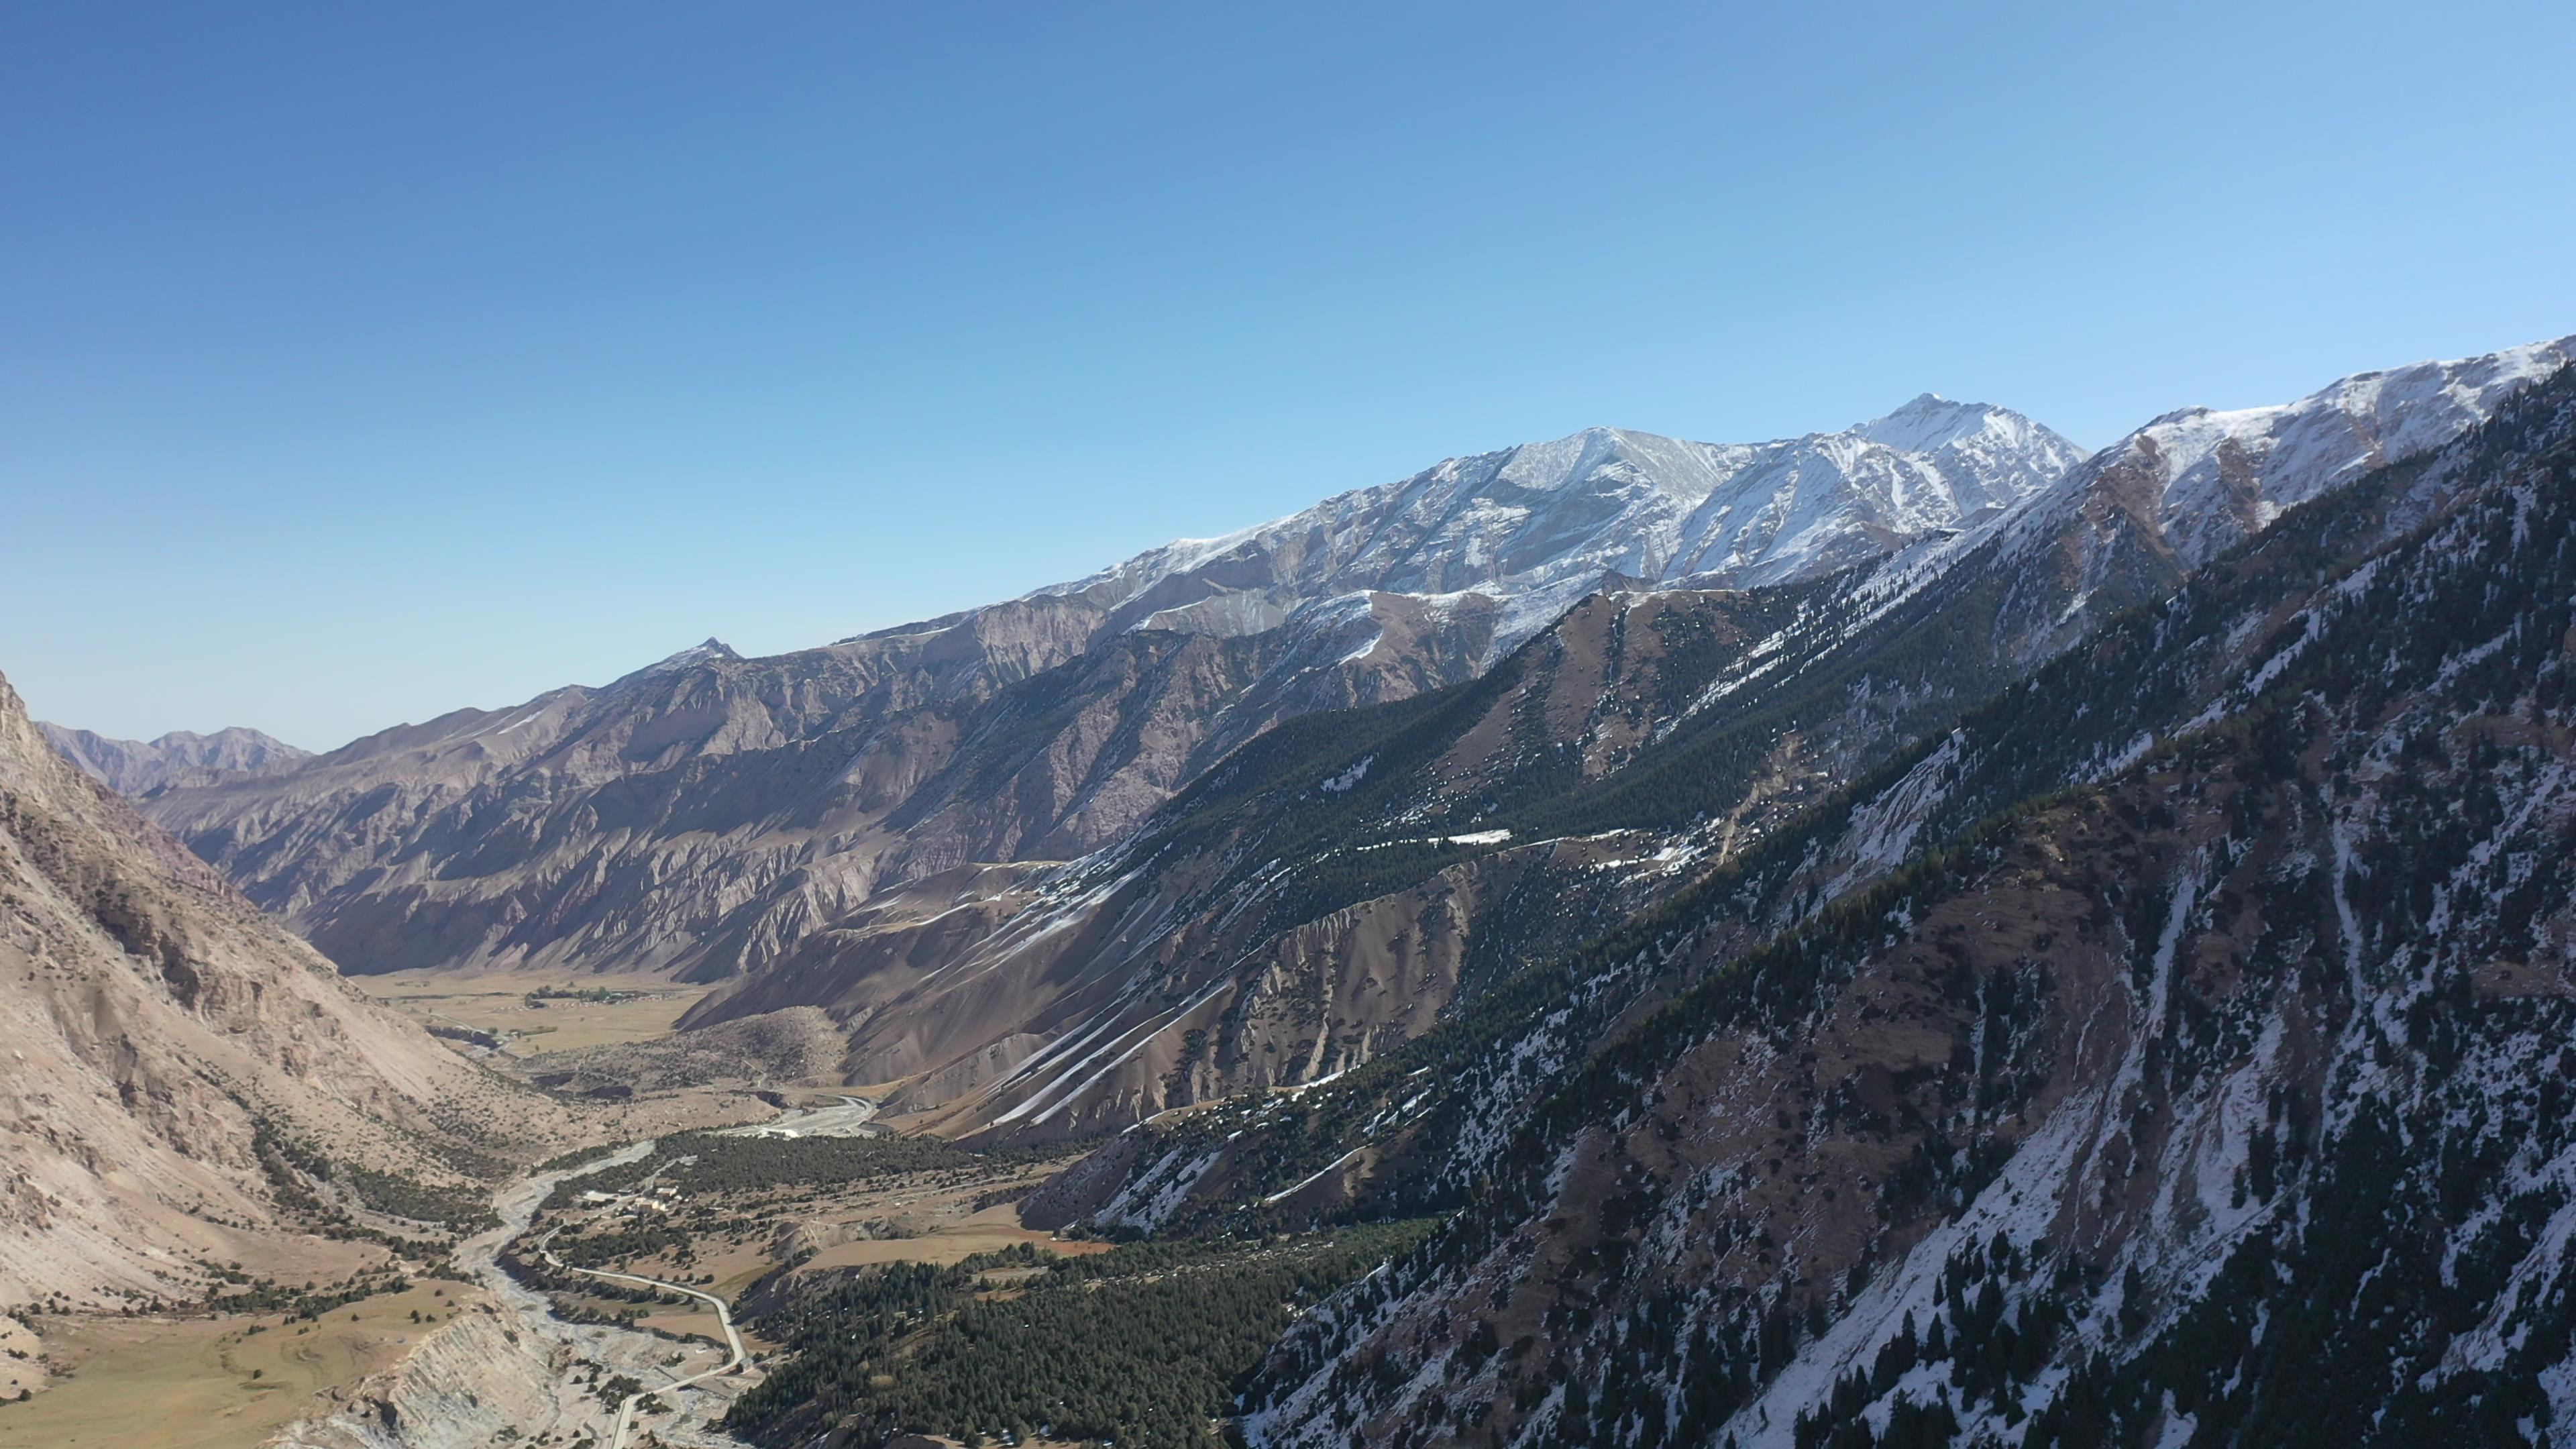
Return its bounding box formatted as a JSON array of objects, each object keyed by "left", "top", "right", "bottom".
[
  {"left": 533, "top": 1222, "right": 751, "bottom": 1449},
  {"left": 280, "top": 1098, "right": 876, "bottom": 1448},
  {"left": 453, "top": 1142, "right": 759, "bottom": 1449}
]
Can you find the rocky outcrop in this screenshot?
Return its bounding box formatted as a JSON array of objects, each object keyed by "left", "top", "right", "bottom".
[{"left": 265, "top": 1303, "right": 571, "bottom": 1449}]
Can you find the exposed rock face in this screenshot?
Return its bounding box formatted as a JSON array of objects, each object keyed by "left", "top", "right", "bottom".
[
  {"left": 0, "top": 669, "right": 572, "bottom": 1306},
  {"left": 264, "top": 1304, "right": 570, "bottom": 1449},
  {"left": 36, "top": 720, "right": 309, "bottom": 794},
  {"left": 1052, "top": 366, "right": 2576, "bottom": 1447},
  {"left": 139, "top": 405, "right": 2083, "bottom": 984}
]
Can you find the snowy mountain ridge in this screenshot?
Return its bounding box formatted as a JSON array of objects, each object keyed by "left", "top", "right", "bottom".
[
  {"left": 1036, "top": 396, "right": 2087, "bottom": 667},
  {"left": 2010, "top": 333, "right": 2576, "bottom": 570},
  {"left": 124, "top": 335, "right": 2570, "bottom": 1003}
]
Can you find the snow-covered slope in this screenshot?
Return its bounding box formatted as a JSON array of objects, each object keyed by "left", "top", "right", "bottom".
[
  {"left": 2012, "top": 334, "right": 2575, "bottom": 571},
  {"left": 1051, "top": 398, "right": 2084, "bottom": 664}
]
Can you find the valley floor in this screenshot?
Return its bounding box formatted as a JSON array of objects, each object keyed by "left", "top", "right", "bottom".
[
  {"left": 354, "top": 968, "right": 715, "bottom": 1057},
  {"left": 0, "top": 1284, "right": 480, "bottom": 1449}
]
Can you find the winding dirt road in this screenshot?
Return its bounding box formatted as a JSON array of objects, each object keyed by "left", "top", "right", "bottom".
[
  {"left": 453, "top": 1142, "right": 756, "bottom": 1449},
  {"left": 534, "top": 1224, "right": 751, "bottom": 1449}
]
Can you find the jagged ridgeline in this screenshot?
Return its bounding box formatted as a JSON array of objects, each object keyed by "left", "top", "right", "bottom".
[{"left": 1035, "top": 366, "right": 2576, "bottom": 1448}]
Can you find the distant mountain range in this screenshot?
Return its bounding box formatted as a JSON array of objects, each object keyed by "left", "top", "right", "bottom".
[
  {"left": 102, "top": 393, "right": 2086, "bottom": 984},
  {"left": 36, "top": 721, "right": 308, "bottom": 795}
]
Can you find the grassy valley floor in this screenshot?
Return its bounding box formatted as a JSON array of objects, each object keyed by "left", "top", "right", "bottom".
[
  {"left": 0, "top": 1283, "right": 484, "bottom": 1449},
  {"left": 354, "top": 967, "right": 713, "bottom": 1057}
]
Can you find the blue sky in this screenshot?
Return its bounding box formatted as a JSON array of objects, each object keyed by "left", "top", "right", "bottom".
[{"left": 7, "top": 2, "right": 2573, "bottom": 748}]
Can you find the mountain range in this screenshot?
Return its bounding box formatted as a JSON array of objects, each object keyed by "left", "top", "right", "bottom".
[
  {"left": 19, "top": 330, "right": 2576, "bottom": 1448},
  {"left": 106, "top": 394, "right": 2084, "bottom": 986},
  {"left": 67, "top": 337, "right": 2561, "bottom": 1133}
]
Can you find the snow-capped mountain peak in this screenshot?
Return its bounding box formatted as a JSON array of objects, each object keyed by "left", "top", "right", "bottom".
[
  {"left": 609, "top": 637, "right": 742, "bottom": 690},
  {"left": 2024, "top": 333, "right": 2576, "bottom": 570},
  {"left": 1041, "top": 402, "right": 2087, "bottom": 667}
]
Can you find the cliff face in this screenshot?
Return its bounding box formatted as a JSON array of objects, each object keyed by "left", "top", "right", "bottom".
[
  {"left": 0, "top": 669, "right": 574, "bottom": 1307},
  {"left": 263, "top": 1304, "right": 573, "bottom": 1449}
]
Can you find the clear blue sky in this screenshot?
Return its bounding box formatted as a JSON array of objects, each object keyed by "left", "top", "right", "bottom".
[{"left": 7, "top": 3, "right": 2572, "bottom": 749}]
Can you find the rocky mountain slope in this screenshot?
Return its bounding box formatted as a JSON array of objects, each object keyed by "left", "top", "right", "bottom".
[
  {"left": 133, "top": 401, "right": 2082, "bottom": 982},
  {"left": 674, "top": 338, "right": 2570, "bottom": 1143},
  {"left": 36, "top": 720, "right": 309, "bottom": 794},
  {"left": 0, "top": 669, "right": 580, "bottom": 1311},
  {"left": 1012, "top": 360, "right": 2576, "bottom": 1448}
]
